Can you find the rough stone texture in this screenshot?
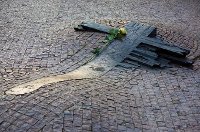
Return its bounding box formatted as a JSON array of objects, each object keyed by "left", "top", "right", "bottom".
[{"left": 0, "top": 0, "right": 200, "bottom": 131}]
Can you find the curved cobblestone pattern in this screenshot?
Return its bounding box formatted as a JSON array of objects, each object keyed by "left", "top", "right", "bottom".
[
  {"left": 0, "top": 30, "right": 106, "bottom": 92},
  {"left": 0, "top": 0, "right": 200, "bottom": 131},
  {"left": 1, "top": 67, "right": 200, "bottom": 131}
]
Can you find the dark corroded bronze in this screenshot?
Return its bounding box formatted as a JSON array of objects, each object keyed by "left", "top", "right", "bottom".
[{"left": 75, "top": 22, "right": 193, "bottom": 68}]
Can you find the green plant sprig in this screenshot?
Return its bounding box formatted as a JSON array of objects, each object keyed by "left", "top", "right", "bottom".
[{"left": 92, "top": 28, "right": 127, "bottom": 56}]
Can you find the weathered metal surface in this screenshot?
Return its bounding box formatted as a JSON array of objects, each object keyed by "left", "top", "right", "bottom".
[
  {"left": 74, "top": 22, "right": 112, "bottom": 33},
  {"left": 75, "top": 21, "right": 193, "bottom": 68},
  {"left": 139, "top": 37, "right": 190, "bottom": 57}
]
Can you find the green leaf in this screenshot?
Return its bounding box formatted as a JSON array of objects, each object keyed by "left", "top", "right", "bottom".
[
  {"left": 106, "top": 35, "right": 115, "bottom": 41},
  {"left": 117, "top": 33, "right": 124, "bottom": 39},
  {"left": 109, "top": 28, "right": 119, "bottom": 35},
  {"left": 92, "top": 47, "right": 101, "bottom": 55}
]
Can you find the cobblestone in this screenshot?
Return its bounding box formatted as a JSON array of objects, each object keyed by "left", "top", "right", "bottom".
[{"left": 0, "top": 0, "right": 200, "bottom": 131}]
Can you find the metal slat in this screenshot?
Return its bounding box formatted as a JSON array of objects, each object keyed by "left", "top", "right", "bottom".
[
  {"left": 141, "top": 37, "right": 190, "bottom": 57},
  {"left": 74, "top": 21, "right": 193, "bottom": 68}
]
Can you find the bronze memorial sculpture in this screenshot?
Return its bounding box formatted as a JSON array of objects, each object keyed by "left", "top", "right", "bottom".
[{"left": 75, "top": 21, "right": 193, "bottom": 68}]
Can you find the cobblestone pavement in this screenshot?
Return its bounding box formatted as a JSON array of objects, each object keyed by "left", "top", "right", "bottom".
[{"left": 0, "top": 0, "right": 200, "bottom": 131}]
